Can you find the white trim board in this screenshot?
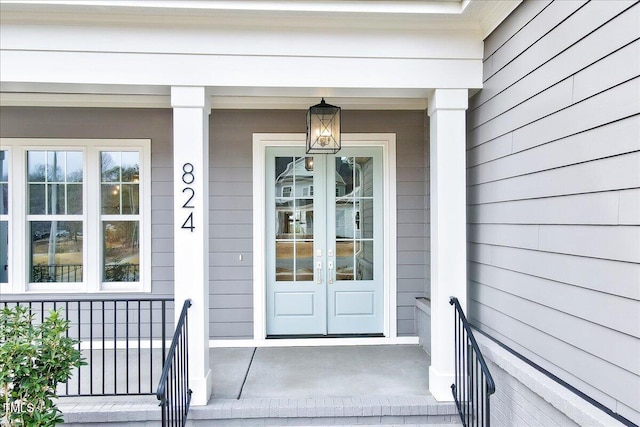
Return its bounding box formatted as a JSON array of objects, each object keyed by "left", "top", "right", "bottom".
[
  {"left": 252, "top": 133, "right": 398, "bottom": 344},
  {"left": 210, "top": 336, "right": 418, "bottom": 348}
]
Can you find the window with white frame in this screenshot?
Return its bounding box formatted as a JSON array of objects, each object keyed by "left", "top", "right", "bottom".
[
  {"left": 0, "top": 150, "right": 9, "bottom": 287},
  {"left": 0, "top": 139, "right": 151, "bottom": 293},
  {"left": 28, "top": 150, "right": 84, "bottom": 283}
]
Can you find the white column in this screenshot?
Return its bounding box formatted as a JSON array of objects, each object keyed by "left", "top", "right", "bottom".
[
  {"left": 427, "top": 88, "right": 468, "bottom": 402},
  {"left": 171, "top": 86, "right": 212, "bottom": 406}
]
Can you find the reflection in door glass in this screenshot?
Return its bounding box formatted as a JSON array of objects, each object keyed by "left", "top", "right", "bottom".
[
  {"left": 274, "top": 157, "right": 314, "bottom": 282},
  {"left": 335, "top": 156, "right": 374, "bottom": 281}
]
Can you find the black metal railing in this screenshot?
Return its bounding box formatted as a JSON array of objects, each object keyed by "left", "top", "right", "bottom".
[
  {"left": 31, "top": 264, "right": 83, "bottom": 282},
  {"left": 450, "top": 297, "right": 495, "bottom": 427},
  {"left": 1, "top": 298, "right": 173, "bottom": 396},
  {"left": 157, "top": 299, "right": 192, "bottom": 427}
]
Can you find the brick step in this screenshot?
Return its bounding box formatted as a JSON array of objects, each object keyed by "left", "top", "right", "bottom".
[{"left": 61, "top": 395, "right": 461, "bottom": 426}]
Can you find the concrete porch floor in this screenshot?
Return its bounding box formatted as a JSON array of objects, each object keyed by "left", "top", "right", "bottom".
[
  {"left": 214, "top": 345, "right": 431, "bottom": 399},
  {"left": 59, "top": 345, "right": 461, "bottom": 425}
]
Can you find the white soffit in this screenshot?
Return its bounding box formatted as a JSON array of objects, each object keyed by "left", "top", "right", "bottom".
[
  {"left": 0, "top": 0, "right": 520, "bottom": 109},
  {"left": 0, "top": 0, "right": 520, "bottom": 36}
]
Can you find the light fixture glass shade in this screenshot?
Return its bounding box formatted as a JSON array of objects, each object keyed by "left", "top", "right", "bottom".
[{"left": 306, "top": 98, "right": 341, "bottom": 154}]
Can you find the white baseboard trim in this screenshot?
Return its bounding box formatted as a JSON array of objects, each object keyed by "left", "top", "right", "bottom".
[{"left": 209, "top": 336, "right": 419, "bottom": 348}]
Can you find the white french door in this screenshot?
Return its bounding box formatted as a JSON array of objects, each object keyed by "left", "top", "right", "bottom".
[{"left": 265, "top": 146, "right": 384, "bottom": 336}]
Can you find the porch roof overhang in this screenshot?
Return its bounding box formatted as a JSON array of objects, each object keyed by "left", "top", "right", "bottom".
[{"left": 0, "top": 0, "right": 521, "bottom": 109}]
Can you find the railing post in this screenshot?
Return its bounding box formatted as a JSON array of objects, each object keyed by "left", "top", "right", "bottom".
[
  {"left": 157, "top": 299, "right": 192, "bottom": 427},
  {"left": 450, "top": 296, "right": 495, "bottom": 427}
]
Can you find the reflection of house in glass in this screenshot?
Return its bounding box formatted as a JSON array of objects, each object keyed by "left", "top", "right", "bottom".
[
  {"left": 275, "top": 157, "right": 319, "bottom": 238},
  {"left": 274, "top": 156, "right": 375, "bottom": 282}
]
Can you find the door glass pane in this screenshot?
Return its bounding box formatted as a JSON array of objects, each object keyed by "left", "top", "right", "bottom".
[
  {"left": 356, "top": 157, "right": 374, "bottom": 197},
  {"left": 335, "top": 198, "right": 354, "bottom": 239},
  {"left": 30, "top": 221, "right": 83, "bottom": 283},
  {"left": 274, "top": 156, "right": 314, "bottom": 282},
  {"left": 356, "top": 240, "right": 374, "bottom": 280},
  {"left": 335, "top": 155, "right": 375, "bottom": 281},
  {"left": 296, "top": 241, "right": 313, "bottom": 281},
  {"left": 335, "top": 157, "right": 353, "bottom": 196},
  {"left": 335, "top": 240, "right": 354, "bottom": 281},
  {"left": 275, "top": 199, "right": 294, "bottom": 238},
  {"left": 275, "top": 241, "right": 293, "bottom": 282},
  {"left": 296, "top": 199, "right": 314, "bottom": 238},
  {"left": 359, "top": 199, "right": 374, "bottom": 239}
]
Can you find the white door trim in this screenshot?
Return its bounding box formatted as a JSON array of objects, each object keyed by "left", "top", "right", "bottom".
[{"left": 252, "top": 133, "right": 397, "bottom": 344}]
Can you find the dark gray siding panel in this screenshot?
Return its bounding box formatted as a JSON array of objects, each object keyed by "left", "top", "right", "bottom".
[
  {"left": 209, "top": 110, "right": 427, "bottom": 338},
  {"left": 468, "top": 1, "right": 640, "bottom": 424}
]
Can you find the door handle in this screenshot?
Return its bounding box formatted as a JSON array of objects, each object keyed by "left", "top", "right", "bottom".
[
  {"left": 328, "top": 261, "right": 334, "bottom": 284},
  {"left": 316, "top": 261, "right": 322, "bottom": 284}
]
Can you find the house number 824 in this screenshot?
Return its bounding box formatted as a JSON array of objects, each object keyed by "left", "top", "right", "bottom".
[{"left": 181, "top": 163, "right": 195, "bottom": 232}]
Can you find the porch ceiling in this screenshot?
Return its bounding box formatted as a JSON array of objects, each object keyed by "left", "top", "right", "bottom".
[
  {"left": 0, "top": 0, "right": 519, "bottom": 109},
  {"left": 0, "top": 1, "right": 520, "bottom": 34}
]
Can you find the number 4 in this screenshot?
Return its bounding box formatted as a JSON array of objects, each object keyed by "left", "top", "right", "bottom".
[{"left": 181, "top": 212, "right": 195, "bottom": 232}]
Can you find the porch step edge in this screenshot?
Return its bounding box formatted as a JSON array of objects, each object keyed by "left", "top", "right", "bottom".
[
  {"left": 60, "top": 396, "right": 460, "bottom": 425},
  {"left": 190, "top": 396, "right": 458, "bottom": 420}
]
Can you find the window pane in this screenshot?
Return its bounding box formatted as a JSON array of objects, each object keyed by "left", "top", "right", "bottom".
[
  {"left": 29, "top": 184, "right": 46, "bottom": 215},
  {"left": 103, "top": 221, "right": 139, "bottom": 282},
  {"left": 28, "top": 151, "right": 46, "bottom": 182},
  {"left": 28, "top": 151, "right": 83, "bottom": 215},
  {"left": 0, "top": 184, "right": 6, "bottom": 216},
  {"left": 30, "top": 221, "right": 83, "bottom": 283},
  {"left": 47, "top": 183, "right": 66, "bottom": 215},
  {"left": 101, "top": 184, "right": 120, "bottom": 214},
  {"left": 121, "top": 184, "right": 139, "bottom": 215},
  {"left": 66, "top": 151, "right": 83, "bottom": 182},
  {"left": 47, "top": 151, "right": 65, "bottom": 182},
  {"left": 67, "top": 184, "right": 83, "bottom": 215},
  {"left": 0, "top": 151, "right": 7, "bottom": 215},
  {"left": 121, "top": 152, "right": 140, "bottom": 183},
  {"left": 101, "top": 151, "right": 140, "bottom": 215},
  {"left": 0, "top": 221, "right": 7, "bottom": 283},
  {"left": 101, "top": 152, "right": 121, "bottom": 182}
]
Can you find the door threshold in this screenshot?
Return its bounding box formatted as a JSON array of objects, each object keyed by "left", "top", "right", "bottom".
[{"left": 267, "top": 333, "right": 385, "bottom": 339}]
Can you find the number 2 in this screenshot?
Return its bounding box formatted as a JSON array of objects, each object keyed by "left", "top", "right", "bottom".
[{"left": 182, "top": 187, "right": 195, "bottom": 208}]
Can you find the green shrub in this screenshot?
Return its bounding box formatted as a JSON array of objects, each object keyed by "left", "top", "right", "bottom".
[{"left": 0, "top": 306, "right": 84, "bottom": 426}]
